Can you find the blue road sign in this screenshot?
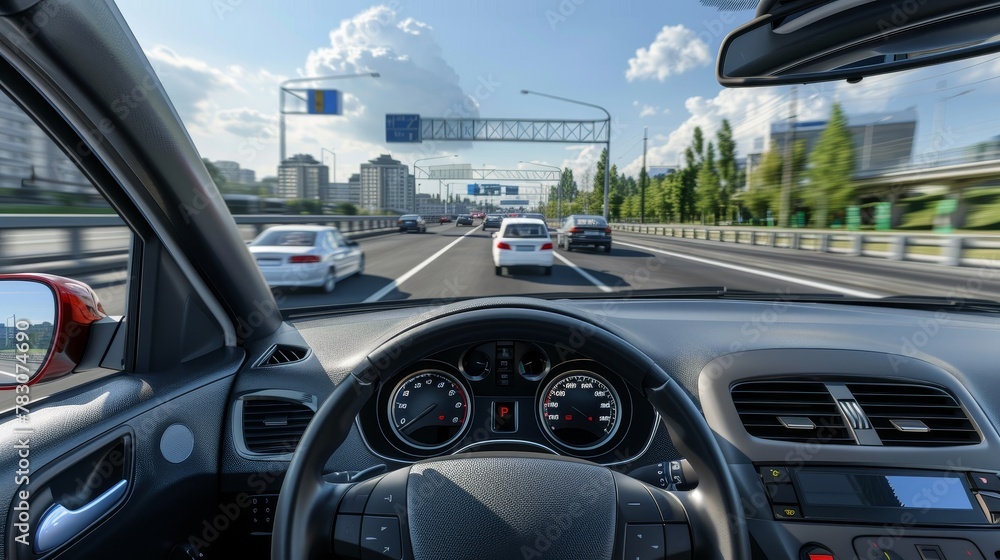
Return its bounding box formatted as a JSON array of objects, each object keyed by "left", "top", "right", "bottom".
[
  {"left": 386, "top": 114, "right": 421, "bottom": 143},
  {"left": 467, "top": 184, "right": 480, "bottom": 195},
  {"left": 307, "top": 90, "right": 342, "bottom": 115},
  {"left": 505, "top": 186, "right": 519, "bottom": 195}
]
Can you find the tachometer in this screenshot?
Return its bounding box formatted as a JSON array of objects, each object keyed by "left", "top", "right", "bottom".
[
  {"left": 388, "top": 370, "right": 470, "bottom": 450},
  {"left": 539, "top": 372, "right": 621, "bottom": 450}
]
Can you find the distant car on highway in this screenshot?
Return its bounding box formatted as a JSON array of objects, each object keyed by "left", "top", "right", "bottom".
[
  {"left": 492, "top": 218, "right": 553, "bottom": 276},
  {"left": 557, "top": 214, "right": 612, "bottom": 252},
  {"left": 456, "top": 215, "right": 474, "bottom": 226},
  {"left": 398, "top": 214, "right": 427, "bottom": 233},
  {"left": 482, "top": 213, "right": 504, "bottom": 230},
  {"left": 248, "top": 225, "right": 364, "bottom": 293},
  {"left": 439, "top": 215, "right": 452, "bottom": 224},
  {"left": 521, "top": 212, "right": 546, "bottom": 223},
  {"left": 471, "top": 211, "right": 485, "bottom": 219}
]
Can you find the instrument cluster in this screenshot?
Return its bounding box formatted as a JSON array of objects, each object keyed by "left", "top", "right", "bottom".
[{"left": 356, "top": 340, "right": 658, "bottom": 465}]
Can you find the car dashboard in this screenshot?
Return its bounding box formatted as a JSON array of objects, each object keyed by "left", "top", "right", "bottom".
[{"left": 220, "top": 297, "right": 1000, "bottom": 559}]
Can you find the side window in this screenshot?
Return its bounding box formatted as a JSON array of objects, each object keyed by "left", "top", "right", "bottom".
[
  {"left": 0, "top": 88, "right": 131, "bottom": 394},
  {"left": 330, "top": 230, "right": 346, "bottom": 247},
  {"left": 327, "top": 231, "right": 340, "bottom": 248}
]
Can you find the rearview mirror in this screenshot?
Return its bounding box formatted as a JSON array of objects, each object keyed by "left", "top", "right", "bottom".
[
  {"left": 0, "top": 274, "right": 106, "bottom": 387},
  {"left": 718, "top": 0, "right": 1000, "bottom": 87}
]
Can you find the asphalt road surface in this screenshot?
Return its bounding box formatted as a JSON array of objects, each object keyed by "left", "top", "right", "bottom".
[{"left": 34, "top": 222, "right": 1000, "bottom": 315}]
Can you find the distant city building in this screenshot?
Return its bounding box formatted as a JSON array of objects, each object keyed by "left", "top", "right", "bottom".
[
  {"left": 277, "top": 154, "right": 328, "bottom": 199},
  {"left": 415, "top": 193, "right": 445, "bottom": 216},
  {"left": 359, "top": 154, "right": 415, "bottom": 213},
  {"left": 0, "top": 90, "right": 95, "bottom": 198},
  {"left": 768, "top": 108, "right": 917, "bottom": 172},
  {"left": 321, "top": 182, "right": 360, "bottom": 205},
  {"left": 212, "top": 160, "right": 257, "bottom": 185}
]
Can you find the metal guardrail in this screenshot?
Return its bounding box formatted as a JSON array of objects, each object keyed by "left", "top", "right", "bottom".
[
  {"left": 611, "top": 223, "right": 1000, "bottom": 268},
  {"left": 0, "top": 214, "right": 402, "bottom": 273}
]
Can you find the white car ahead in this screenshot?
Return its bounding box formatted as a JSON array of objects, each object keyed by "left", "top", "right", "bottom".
[
  {"left": 491, "top": 218, "right": 554, "bottom": 276},
  {"left": 248, "top": 225, "right": 364, "bottom": 293}
]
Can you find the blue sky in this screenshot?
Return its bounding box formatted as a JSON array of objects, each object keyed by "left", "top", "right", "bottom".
[{"left": 114, "top": 0, "right": 1000, "bottom": 199}]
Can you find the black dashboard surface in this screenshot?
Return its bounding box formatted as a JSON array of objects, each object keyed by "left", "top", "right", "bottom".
[{"left": 221, "top": 297, "right": 1000, "bottom": 557}]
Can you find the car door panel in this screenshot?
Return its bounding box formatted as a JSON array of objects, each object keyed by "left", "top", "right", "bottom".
[{"left": 0, "top": 349, "right": 242, "bottom": 560}]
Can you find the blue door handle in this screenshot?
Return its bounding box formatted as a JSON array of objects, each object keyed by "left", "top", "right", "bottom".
[{"left": 35, "top": 479, "right": 128, "bottom": 553}]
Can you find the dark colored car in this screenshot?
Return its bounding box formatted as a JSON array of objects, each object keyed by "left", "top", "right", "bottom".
[
  {"left": 557, "top": 215, "right": 612, "bottom": 252},
  {"left": 482, "top": 213, "right": 504, "bottom": 230},
  {"left": 456, "top": 215, "right": 474, "bottom": 226},
  {"left": 521, "top": 213, "right": 547, "bottom": 223},
  {"left": 398, "top": 214, "right": 427, "bottom": 233}
]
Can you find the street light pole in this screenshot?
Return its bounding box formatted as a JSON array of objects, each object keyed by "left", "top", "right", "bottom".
[
  {"left": 321, "top": 148, "right": 336, "bottom": 183},
  {"left": 413, "top": 154, "right": 457, "bottom": 216},
  {"left": 279, "top": 72, "right": 380, "bottom": 164},
  {"left": 520, "top": 160, "right": 562, "bottom": 223},
  {"left": 521, "top": 89, "right": 611, "bottom": 220}
]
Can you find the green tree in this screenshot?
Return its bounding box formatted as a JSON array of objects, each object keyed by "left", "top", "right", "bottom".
[
  {"left": 746, "top": 140, "right": 808, "bottom": 224},
  {"left": 674, "top": 147, "right": 699, "bottom": 222},
  {"left": 202, "top": 158, "right": 227, "bottom": 190},
  {"left": 716, "top": 119, "right": 740, "bottom": 221},
  {"left": 807, "top": 103, "right": 856, "bottom": 228},
  {"left": 691, "top": 126, "right": 705, "bottom": 163},
  {"left": 286, "top": 198, "right": 323, "bottom": 215},
  {"left": 334, "top": 202, "right": 358, "bottom": 215},
  {"left": 638, "top": 167, "right": 650, "bottom": 221},
  {"left": 697, "top": 143, "right": 721, "bottom": 223}
]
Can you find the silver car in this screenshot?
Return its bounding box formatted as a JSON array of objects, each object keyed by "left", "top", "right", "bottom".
[{"left": 248, "top": 225, "right": 364, "bottom": 293}]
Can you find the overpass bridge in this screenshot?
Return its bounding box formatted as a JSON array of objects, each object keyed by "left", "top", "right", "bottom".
[{"left": 853, "top": 146, "right": 1000, "bottom": 198}]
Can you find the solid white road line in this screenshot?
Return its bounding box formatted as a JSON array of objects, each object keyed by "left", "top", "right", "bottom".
[
  {"left": 363, "top": 228, "right": 479, "bottom": 302},
  {"left": 553, "top": 252, "right": 614, "bottom": 293},
  {"left": 615, "top": 240, "right": 883, "bottom": 298}
]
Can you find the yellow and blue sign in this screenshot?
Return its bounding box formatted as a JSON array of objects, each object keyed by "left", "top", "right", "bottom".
[{"left": 307, "top": 89, "right": 342, "bottom": 115}]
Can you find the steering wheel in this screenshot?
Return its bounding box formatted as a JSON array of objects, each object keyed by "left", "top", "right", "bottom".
[{"left": 271, "top": 303, "right": 750, "bottom": 560}]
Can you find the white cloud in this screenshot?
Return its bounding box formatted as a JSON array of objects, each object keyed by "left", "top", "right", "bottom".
[
  {"left": 639, "top": 105, "right": 659, "bottom": 118},
  {"left": 625, "top": 25, "right": 711, "bottom": 82},
  {"left": 144, "top": 5, "right": 483, "bottom": 178},
  {"left": 300, "top": 5, "right": 482, "bottom": 151}
]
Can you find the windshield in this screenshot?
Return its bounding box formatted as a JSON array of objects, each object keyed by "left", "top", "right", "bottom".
[
  {"left": 8, "top": 1, "right": 1000, "bottom": 311},
  {"left": 503, "top": 224, "right": 550, "bottom": 238},
  {"left": 251, "top": 230, "right": 318, "bottom": 247}
]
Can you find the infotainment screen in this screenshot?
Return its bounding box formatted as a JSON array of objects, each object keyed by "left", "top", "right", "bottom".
[{"left": 791, "top": 468, "right": 987, "bottom": 525}]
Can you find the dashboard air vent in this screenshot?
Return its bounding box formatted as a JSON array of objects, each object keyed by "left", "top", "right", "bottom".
[
  {"left": 241, "top": 398, "right": 314, "bottom": 454},
  {"left": 847, "top": 382, "right": 980, "bottom": 447},
  {"left": 260, "top": 345, "right": 309, "bottom": 366},
  {"left": 731, "top": 380, "right": 854, "bottom": 444}
]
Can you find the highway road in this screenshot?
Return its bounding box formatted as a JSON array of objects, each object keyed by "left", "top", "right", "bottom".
[{"left": 25, "top": 221, "right": 1000, "bottom": 316}]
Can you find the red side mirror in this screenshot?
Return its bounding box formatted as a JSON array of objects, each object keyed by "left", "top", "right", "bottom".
[{"left": 0, "top": 273, "right": 106, "bottom": 387}]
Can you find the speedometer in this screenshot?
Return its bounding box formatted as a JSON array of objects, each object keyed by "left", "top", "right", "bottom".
[
  {"left": 539, "top": 371, "right": 621, "bottom": 450},
  {"left": 388, "top": 370, "right": 470, "bottom": 450}
]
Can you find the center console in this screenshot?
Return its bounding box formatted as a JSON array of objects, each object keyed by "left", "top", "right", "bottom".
[{"left": 754, "top": 465, "right": 1000, "bottom": 560}]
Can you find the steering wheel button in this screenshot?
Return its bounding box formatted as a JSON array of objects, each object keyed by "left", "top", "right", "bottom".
[
  {"left": 367, "top": 468, "right": 408, "bottom": 517},
  {"left": 361, "top": 516, "right": 402, "bottom": 560},
  {"left": 624, "top": 523, "right": 666, "bottom": 560},
  {"left": 333, "top": 514, "right": 363, "bottom": 558},
  {"left": 614, "top": 473, "right": 662, "bottom": 522},
  {"left": 664, "top": 524, "right": 692, "bottom": 559},
  {"left": 341, "top": 477, "right": 381, "bottom": 514}
]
